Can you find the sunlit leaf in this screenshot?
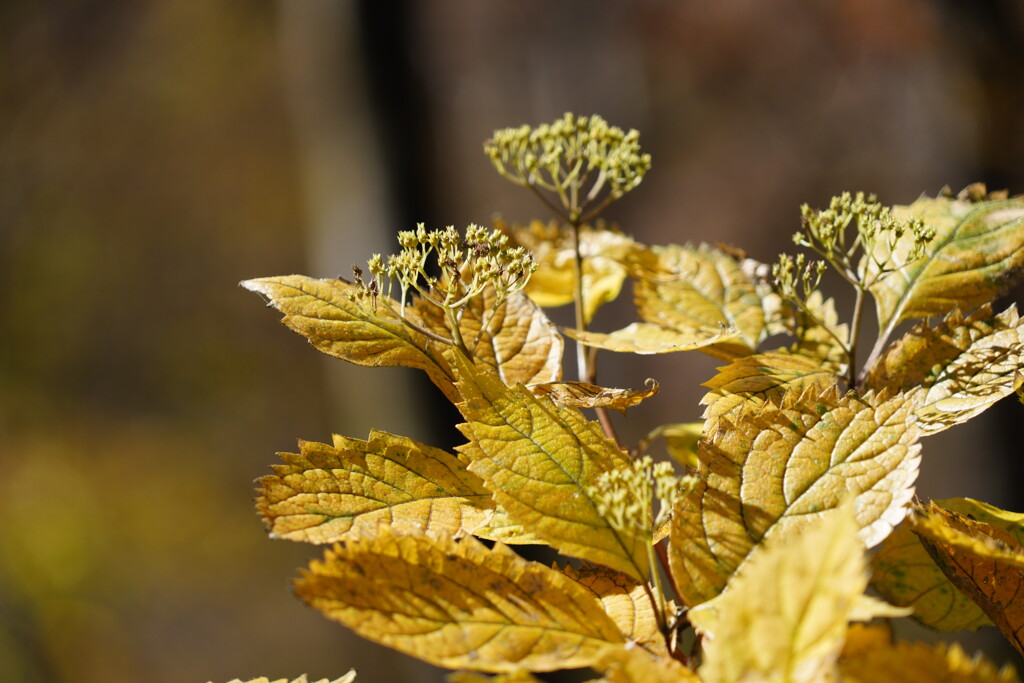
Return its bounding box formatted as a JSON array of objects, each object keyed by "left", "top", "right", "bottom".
[
  {"left": 295, "top": 529, "right": 624, "bottom": 672},
  {"left": 257, "top": 431, "right": 494, "bottom": 544},
  {"left": 871, "top": 519, "right": 990, "bottom": 631},
  {"left": 839, "top": 640, "right": 1019, "bottom": 683},
  {"left": 565, "top": 322, "right": 734, "bottom": 354},
  {"left": 629, "top": 243, "right": 786, "bottom": 360},
  {"left": 594, "top": 647, "right": 700, "bottom": 683},
  {"left": 670, "top": 384, "right": 921, "bottom": 606},
  {"left": 866, "top": 190, "right": 1024, "bottom": 337},
  {"left": 556, "top": 564, "right": 663, "bottom": 654},
  {"left": 792, "top": 290, "right": 850, "bottom": 367},
  {"left": 242, "top": 276, "right": 459, "bottom": 400},
  {"left": 527, "top": 379, "right": 658, "bottom": 413},
  {"left": 701, "top": 351, "right": 842, "bottom": 422},
  {"left": 448, "top": 671, "right": 542, "bottom": 683},
  {"left": 866, "top": 305, "right": 1024, "bottom": 433},
  {"left": 470, "top": 505, "right": 545, "bottom": 545},
  {"left": 643, "top": 422, "right": 702, "bottom": 469},
  {"left": 411, "top": 289, "right": 563, "bottom": 386},
  {"left": 913, "top": 500, "right": 1024, "bottom": 656},
  {"left": 213, "top": 676, "right": 356, "bottom": 683},
  {"left": 689, "top": 505, "right": 891, "bottom": 683},
  {"left": 840, "top": 622, "right": 893, "bottom": 659},
  {"left": 452, "top": 353, "right": 648, "bottom": 581}
]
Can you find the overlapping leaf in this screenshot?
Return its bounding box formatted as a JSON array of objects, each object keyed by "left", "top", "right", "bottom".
[
  {"left": 556, "top": 564, "right": 663, "bottom": 654},
  {"left": 242, "top": 276, "right": 459, "bottom": 399},
  {"left": 792, "top": 290, "right": 850, "bottom": 367},
  {"left": 865, "top": 191, "right": 1024, "bottom": 336},
  {"left": 866, "top": 304, "right": 1024, "bottom": 433},
  {"left": 295, "top": 529, "right": 625, "bottom": 672},
  {"left": 839, "top": 641, "right": 1019, "bottom": 683},
  {"left": 670, "top": 383, "right": 922, "bottom": 606},
  {"left": 257, "top": 431, "right": 494, "bottom": 544},
  {"left": 527, "top": 379, "right": 658, "bottom": 413},
  {"left": 593, "top": 647, "right": 700, "bottom": 683},
  {"left": 871, "top": 520, "right": 990, "bottom": 631},
  {"left": 914, "top": 500, "right": 1024, "bottom": 656},
  {"left": 565, "top": 322, "right": 735, "bottom": 354},
  {"left": 452, "top": 353, "right": 650, "bottom": 581},
  {"left": 689, "top": 505, "right": 897, "bottom": 683}
]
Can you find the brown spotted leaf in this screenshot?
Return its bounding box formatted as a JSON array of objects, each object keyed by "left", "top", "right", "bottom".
[
  {"left": 452, "top": 353, "right": 649, "bottom": 582},
  {"left": 670, "top": 384, "right": 922, "bottom": 607},
  {"left": 839, "top": 640, "right": 1019, "bottom": 683},
  {"left": 866, "top": 191, "right": 1024, "bottom": 339},
  {"left": 870, "top": 519, "right": 991, "bottom": 631},
  {"left": 526, "top": 379, "right": 658, "bottom": 413},
  {"left": 913, "top": 500, "right": 1024, "bottom": 656},
  {"left": 257, "top": 431, "right": 494, "bottom": 544},
  {"left": 242, "top": 276, "right": 459, "bottom": 400},
  {"left": 866, "top": 304, "right": 1024, "bottom": 433},
  {"left": 295, "top": 529, "right": 624, "bottom": 672}
]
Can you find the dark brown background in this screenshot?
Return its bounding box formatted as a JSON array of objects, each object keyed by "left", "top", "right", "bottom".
[{"left": 2, "top": 1, "right": 1023, "bottom": 681}]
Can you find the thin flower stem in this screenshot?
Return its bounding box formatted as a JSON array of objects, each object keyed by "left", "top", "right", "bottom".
[{"left": 847, "top": 285, "right": 866, "bottom": 388}]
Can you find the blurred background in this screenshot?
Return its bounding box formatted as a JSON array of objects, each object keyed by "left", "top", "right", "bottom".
[{"left": 2, "top": 1, "right": 1024, "bottom": 681}]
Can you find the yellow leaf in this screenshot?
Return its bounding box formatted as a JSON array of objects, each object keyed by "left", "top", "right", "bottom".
[
  {"left": 242, "top": 276, "right": 459, "bottom": 400},
  {"left": 866, "top": 191, "right": 1024, "bottom": 340},
  {"left": 556, "top": 564, "right": 663, "bottom": 654},
  {"left": 594, "top": 646, "right": 700, "bottom": 682},
  {"left": 644, "top": 422, "right": 703, "bottom": 469},
  {"left": 689, "top": 504, "right": 886, "bottom": 683},
  {"left": 866, "top": 305, "right": 1024, "bottom": 433},
  {"left": 792, "top": 290, "right": 850, "bottom": 367},
  {"left": 448, "top": 671, "right": 542, "bottom": 683},
  {"left": 452, "top": 354, "right": 650, "bottom": 582},
  {"left": 840, "top": 622, "right": 893, "bottom": 660},
  {"left": 527, "top": 379, "right": 658, "bottom": 413},
  {"left": 839, "top": 640, "right": 1019, "bottom": 683},
  {"left": 565, "top": 322, "right": 735, "bottom": 355},
  {"left": 411, "top": 289, "right": 563, "bottom": 386},
  {"left": 211, "top": 676, "right": 356, "bottom": 683},
  {"left": 295, "top": 529, "right": 624, "bottom": 672},
  {"left": 913, "top": 501, "right": 1024, "bottom": 656},
  {"left": 470, "top": 505, "right": 545, "bottom": 545},
  {"left": 630, "top": 243, "right": 786, "bottom": 360},
  {"left": 500, "top": 219, "right": 637, "bottom": 323},
  {"left": 257, "top": 431, "right": 494, "bottom": 544},
  {"left": 700, "top": 350, "right": 842, "bottom": 422},
  {"left": 871, "top": 519, "right": 991, "bottom": 631},
  {"left": 670, "top": 384, "right": 921, "bottom": 606}
]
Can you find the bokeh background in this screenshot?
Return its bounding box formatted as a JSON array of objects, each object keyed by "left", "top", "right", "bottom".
[{"left": 2, "top": 1, "right": 1024, "bottom": 681}]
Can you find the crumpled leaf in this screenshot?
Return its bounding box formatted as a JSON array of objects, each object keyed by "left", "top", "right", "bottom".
[
  {"left": 593, "top": 646, "right": 700, "bottom": 682},
  {"left": 500, "top": 219, "right": 637, "bottom": 323},
  {"left": 257, "top": 430, "right": 494, "bottom": 544},
  {"left": 865, "top": 189, "right": 1024, "bottom": 338},
  {"left": 212, "top": 676, "right": 356, "bottom": 683},
  {"left": 555, "top": 564, "right": 663, "bottom": 654},
  {"left": 913, "top": 500, "right": 1024, "bottom": 656},
  {"left": 242, "top": 276, "right": 459, "bottom": 399},
  {"left": 628, "top": 243, "right": 786, "bottom": 360},
  {"left": 295, "top": 528, "right": 625, "bottom": 672},
  {"left": 865, "top": 304, "right": 1024, "bottom": 433},
  {"left": 839, "top": 640, "right": 1019, "bottom": 683},
  {"left": 871, "top": 519, "right": 991, "bottom": 631},
  {"left": 701, "top": 350, "right": 842, "bottom": 422},
  {"left": 689, "top": 504, "right": 895, "bottom": 683},
  {"left": 452, "top": 353, "right": 649, "bottom": 582},
  {"left": 670, "top": 384, "right": 922, "bottom": 607},
  {"left": 565, "top": 321, "right": 734, "bottom": 354},
  {"left": 469, "top": 505, "right": 545, "bottom": 545},
  {"left": 411, "top": 289, "right": 563, "bottom": 386},
  {"left": 527, "top": 379, "right": 658, "bottom": 413}
]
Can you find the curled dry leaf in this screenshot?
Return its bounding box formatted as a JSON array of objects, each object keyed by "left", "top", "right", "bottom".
[{"left": 527, "top": 378, "right": 658, "bottom": 413}]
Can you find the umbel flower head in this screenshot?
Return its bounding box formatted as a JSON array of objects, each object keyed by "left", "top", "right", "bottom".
[{"left": 585, "top": 456, "right": 696, "bottom": 539}]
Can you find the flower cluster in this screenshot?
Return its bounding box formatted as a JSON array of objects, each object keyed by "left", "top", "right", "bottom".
[
  {"left": 484, "top": 113, "right": 651, "bottom": 223},
  {"left": 772, "top": 252, "right": 826, "bottom": 302},
  {"left": 586, "top": 456, "right": 695, "bottom": 538}
]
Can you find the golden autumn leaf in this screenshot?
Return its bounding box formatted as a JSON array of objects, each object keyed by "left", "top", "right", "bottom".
[
  {"left": 839, "top": 640, "right": 1019, "bottom": 683},
  {"left": 295, "top": 529, "right": 625, "bottom": 672},
  {"left": 791, "top": 290, "right": 850, "bottom": 367},
  {"left": 689, "top": 504, "right": 894, "bottom": 683},
  {"left": 643, "top": 421, "right": 702, "bottom": 469},
  {"left": 256, "top": 431, "right": 494, "bottom": 544},
  {"left": 527, "top": 379, "right": 658, "bottom": 413},
  {"left": 452, "top": 353, "right": 650, "bottom": 582},
  {"left": 212, "top": 676, "right": 356, "bottom": 683},
  {"left": 411, "top": 289, "right": 563, "bottom": 386},
  {"left": 871, "top": 518, "right": 990, "bottom": 631},
  {"left": 913, "top": 501, "right": 1024, "bottom": 656},
  {"left": 865, "top": 305, "right": 1024, "bottom": 433},
  {"left": 500, "top": 219, "right": 637, "bottom": 323},
  {"left": 840, "top": 622, "right": 893, "bottom": 660},
  {"left": 865, "top": 191, "right": 1024, "bottom": 341},
  {"left": 700, "top": 350, "right": 842, "bottom": 422},
  {"left": 469, "top": 505, "right": 545, "bottom": 545},
  {"left": 243, "top": 276, "right": 460, "bottom": 399},
  {"left": 555, "top": 563, "right": 663, "bottom": 654},
  {"left": 594, "top": 646, "right": 700, "bottom": 683},
  {"left": 629, "top": 243, "right": 786, "bottom": 360},
  {"left": 670, "top": 384, "right": 922, "bottom": 607},
  {"left": 448, "top": 671, "right": 542, "bottom": 683},
  {"left": 564, "top": 322, "right": 735, "bottom": 355}
]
